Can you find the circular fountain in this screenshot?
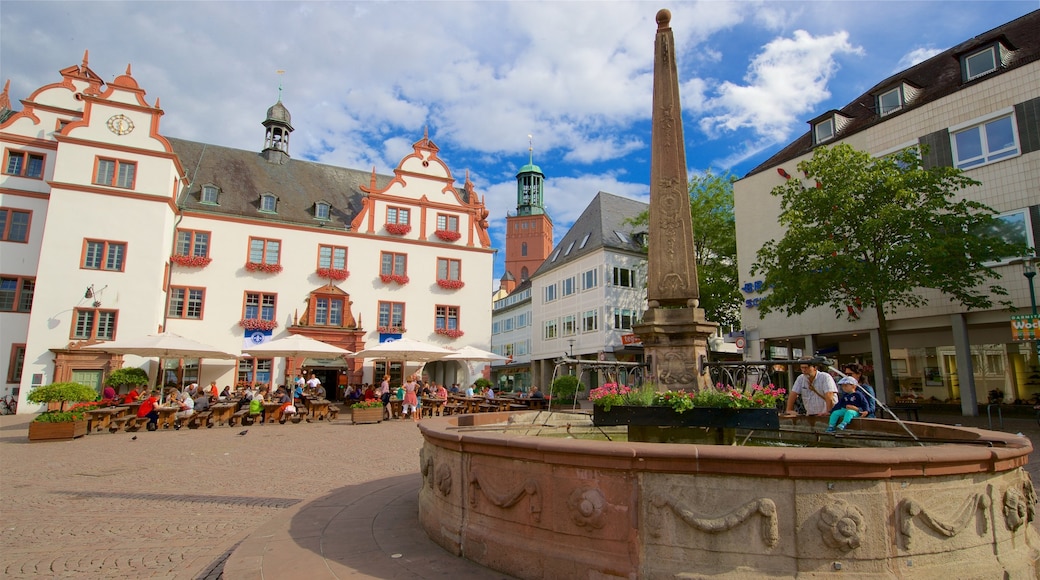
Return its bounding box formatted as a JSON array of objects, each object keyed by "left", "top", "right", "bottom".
[{"left": 418, "top": 411, "right": 1039, "bottom": 578}]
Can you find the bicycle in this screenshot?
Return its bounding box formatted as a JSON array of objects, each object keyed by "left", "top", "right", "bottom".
[{"left": 0, "top": 395, "right": 17, "bottom": 415}]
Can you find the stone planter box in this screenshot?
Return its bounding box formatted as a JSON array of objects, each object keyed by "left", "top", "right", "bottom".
[
  {"left": 28, "top": 420, "right": 88, "bottom": 442},
  {"left": 593, "top": 405, "right": 779, "bottom": 430},
  {"left": 351, "top": 406, "right": 383, "bottom": 425}
]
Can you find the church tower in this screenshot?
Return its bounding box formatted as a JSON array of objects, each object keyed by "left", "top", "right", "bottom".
[{"left": 504, "top": 138, "right": 553, "bottom": 283}]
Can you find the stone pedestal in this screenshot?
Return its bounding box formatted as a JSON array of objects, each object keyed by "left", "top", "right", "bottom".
[{"left": 634, "top": 306, "right": 717, "bottom": 391}]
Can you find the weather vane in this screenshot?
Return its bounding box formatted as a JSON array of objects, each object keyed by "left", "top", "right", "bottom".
[
  {"left": 276, "top": 69, "right": 286, "bottom": 100},
  {"left": 528, "top": 134, "right": 534, "bottom": 165}
]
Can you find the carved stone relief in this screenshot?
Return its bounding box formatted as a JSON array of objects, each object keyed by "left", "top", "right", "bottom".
[
  {"left": 898, "top": 491, "right": 990, "bottom": 550},
  {"left": 568, "top": 487, "right": 607, "bottom": 530},
  {"left": 647, "top": 491, "right": 778, "bottom": 548},
  {"left": 817, "top": 499, "right": 865, "bottom": 551},
  {"left": 468, "top": 469, "right": 541, "bottom": 523}
]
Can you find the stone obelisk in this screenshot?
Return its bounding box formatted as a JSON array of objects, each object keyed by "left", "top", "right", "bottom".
[{"left": 633, "top": 9, "right": 718, "bottom": 392}]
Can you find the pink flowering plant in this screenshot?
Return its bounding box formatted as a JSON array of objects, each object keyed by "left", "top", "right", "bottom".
[
  {"left": 170, "top": 254, "right": 212, "bottom": 268},
  {"left": 588, "top": 383, "right": 631, "bottom": 411},
  {"left": 239, "top": 318, "right": 278, "bottom": 331},
  {"left": 435, "top": 328, "right": 465, "bottom": 339},
  {"left": 436, "top": 279, "right": 465, "bottom": 290},
  {"left": 433, "top": 229, "right": 461, "bottom": 242},
  {"left": 380, "top": 273, "right": 410, "bottom": 285},
  {"left": 655, "top": 383, "right": 786, "bottom": 412},
  {"left": 245, "top": 262, "right": 283, "bottom": 274},
  {"left": 384, "top": 223, "right": 411, "bottom": 235},
  {"left": 316, "top": 267, "right": 349, "bottom": 281}
]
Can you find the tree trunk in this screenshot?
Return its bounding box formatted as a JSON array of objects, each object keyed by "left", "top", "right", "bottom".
[{"left": 874, "top": 303, "right": 894, "bottom": 403}]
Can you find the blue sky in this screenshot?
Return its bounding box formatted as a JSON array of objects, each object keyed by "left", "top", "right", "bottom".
[{"left": 2, "top": 1, "right": 1036, "bottom": 282}]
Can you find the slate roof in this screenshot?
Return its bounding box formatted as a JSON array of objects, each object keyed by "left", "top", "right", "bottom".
[
  {"left": 169, "top": 137, "right": 395, "bottom": 230},
  {"left": 745, "top": 9, "right": 1040, "bottom": 178},
  {"left": 531, "top": 191, "right": 647, "bottom": 278}
]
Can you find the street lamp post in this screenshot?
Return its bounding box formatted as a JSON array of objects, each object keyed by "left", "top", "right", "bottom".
[{"left": 1023, "top": 255, "right": 1039, "bottom": 361}]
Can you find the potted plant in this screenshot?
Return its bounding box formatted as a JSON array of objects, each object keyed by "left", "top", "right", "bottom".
[
  {"left": 590, "top": 383, "right": 786, "bottom": 431},
  {"left": 433, "top": 229, "right": 461, "bottom": 242},
  {"left": 350, "top": 400, "right": 384, "bottom": 424},
  {"left": 26, "top": 382, "right": 99, "bottom": 441}
]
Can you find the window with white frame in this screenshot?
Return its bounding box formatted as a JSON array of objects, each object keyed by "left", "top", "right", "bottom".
[
  {"left": 260, "top": 194, "right": 277, "bottom": 213},
  {"left": 201, "top": 185, "right": 219, "bottom": 204},
  {"left": 561, "top": 277, "right": 576, "bottom": 297},
  {"left": 878, "top": 87, "right": 902, "bottom": 116},
  {"left": 561, "top": 314, "right": 577, "bottom": 336},
  {"left": 612, "top": 266, "right": 636, "bottom": 287},
  {"left": 582, "top": 309, "right": 598, "bottom": 333},
  {"left": 963, "top": 45, "right": 998, "bottom": 80},
  {"left": 814, "top": 118, "right": 834, "bottom": 143},
  {"left": 582, "top": 268, "right": 598, "bottom": 290},
  {"left": 951, "top": 111, "right": 1019, "bottom": 169},
  {"left": 614, "top": 308, "right": 636, "bottom": 330},
  {"left": 544, "top": 319, "right": 558, "bottom": 340},
  {"left": 972, "top": 208, "right": 1035, "bottom": 264},
  {"left": 315, "top": 202, "right": 331, "bottom": 220},
  {"left": 492, "top": 321, "right": 502, "bottom": 334},
  {"left": 544, "top": 283, "right": 557, "bottom": 303},
  {"left": 504, "top": 317, "right": 514, "bottom": 331}
]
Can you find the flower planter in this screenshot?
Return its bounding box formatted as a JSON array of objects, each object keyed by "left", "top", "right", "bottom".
[
  {"left": 593, "top": 405, "right": 779, "bottom": 430},
  {"left": 28, "top": 420, "right": 88, "bottom": 442},
  {"left": 351, "top": 406, "right": 383, "bottom": 425}
]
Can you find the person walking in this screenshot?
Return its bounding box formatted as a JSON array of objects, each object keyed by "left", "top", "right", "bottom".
[{"left": 402, "top": 375, "right": 420, "bottom": 422}]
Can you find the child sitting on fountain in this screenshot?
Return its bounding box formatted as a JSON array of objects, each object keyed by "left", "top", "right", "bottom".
[{"left": 826, "top": 376, "right": 870, "bottom": 432}]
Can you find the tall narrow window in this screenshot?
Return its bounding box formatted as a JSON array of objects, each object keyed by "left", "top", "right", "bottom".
[
  {"left": 0, "top": 208, "right": 31, "bottom": 242},
  {"left": 0, "top": 276, "right": 35, "bottom": 312},
  {"left": 248, "top": 238, "right": 281, "bottom": 266},
  {"left": 582, "top": 268, "right": 598, "bottom": 290},
  {"left": 260, "top": 194, "right": 278, "bottom": 213},
  {"left": 168, "top": 287, "right": 204, "bottom": 319},
  {"left": 7, "top": 344, "right": 26, "bottom": 383},
  {"left": 82, "top": 240, "right": 127, "bottom": 271},
  {"left": 315, "top": 202, "right": 331, "bottom": 220},
  {"left": 3, "top": 150, "right": 45, "bottom": 179},
  {"left": 94, "top": 157, "right": 136, "bottom": 188},
  {"left": 201, "top": 185, "right": 219, "bottom": 204},
  {"left": 582, "top": 309, "right": 599, "bottom": 333},
  {"left": 72, "top": 308, "right": 117, "bottom": 340}
]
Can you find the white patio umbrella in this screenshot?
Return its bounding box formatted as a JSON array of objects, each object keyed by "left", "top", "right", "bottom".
[
  {"left": 82, "top": 332, "right": 240, "bottom": 359},
  {"left": 441, "top": 345, "right": 509, "bottom": 362},
  {"left": 242, "top": 334, "right": 353, "bottom": 358},
  {"left": 352, "top": 337, "right": 454, "bottom": 362}
]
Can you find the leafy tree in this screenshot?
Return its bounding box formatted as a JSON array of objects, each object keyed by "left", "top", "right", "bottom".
[
  {"left": 750, "top": 144, "right": 1024, "bottom": 393},
  {"left": 627, "top": 170, "right": 741, "bottom": 329},
  {"left": 105, "top": 367, "right": 149, "bottom": 388}
]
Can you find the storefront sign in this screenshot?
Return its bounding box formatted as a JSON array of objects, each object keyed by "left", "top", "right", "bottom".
[
  {"left": 1010, "top": 315, "right": 1040, "bottom": 341},
  {"left": 621, "top": 333, "right": 642, "bottom": 346}
]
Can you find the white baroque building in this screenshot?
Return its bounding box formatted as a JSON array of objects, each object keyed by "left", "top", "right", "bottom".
[
  {"left": 733, "top": 11, "right": 1040, "bottom": 412},
  {"left": 0, "top": 55, "right": 495, "bottom": 410}
]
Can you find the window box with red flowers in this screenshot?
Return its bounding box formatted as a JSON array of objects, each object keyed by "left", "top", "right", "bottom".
[
  {"left": 316, "top": 267, "right": 350, "bottom": 281},
  {"left": 379, "top": 274, "right": 410, "bottom": 285},
  {"left": 436, "top": 279, "right": 465, "bottom": 290},
  {"left": 435, "top": 328, "right": 465, "bottom": 339},
  {"left": 170, "top": 254, "right": 212, "bottom": 268},
  {"left": 239, "top": 318, "right": 278, "bottom": 331},
  {"left": 245, "top": 262, "right": 283, "bottom": 274},
  {"left": 384, "top": 223, "right": 411, "bottom": 236},
  {"left": 433, "top": 229, "right": 461, "bottom": 242},
  {"left": 377, "top": 326, "right": 407, "bottom": 334}
]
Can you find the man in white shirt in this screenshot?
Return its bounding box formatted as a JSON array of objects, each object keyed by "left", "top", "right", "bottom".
[
  {"left": 306, "top": 373, "right": 321, "bottom": 390},
  {"left": 175, "top": 391, "right": 195, "bottom": 429},
  {"left": 784, "top": 360, "right": 838, "bottom": 416}
]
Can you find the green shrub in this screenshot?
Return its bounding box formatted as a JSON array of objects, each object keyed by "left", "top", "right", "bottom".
[
  {"left": 550, "top": 375, "right": 583, "bottom": 399},
  {"left": 350, "top": 400, "right": 383, "bottom": 409},
  {"left": 105, "top": 367, "right": 149, "bottom": 388},
  {"left": 26, "top": 382, "right": 98, "bottom": 404},
  {"left": 473, "top": 377, "right": 492, "bottom": 390},
  {"left": 33, "top": 410, "right": 88, "bottom": 423}
]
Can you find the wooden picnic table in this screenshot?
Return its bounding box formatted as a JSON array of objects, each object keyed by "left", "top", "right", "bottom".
[
  {"left": 306, "top": 399, "right": 330, "bottom": 421},
  {"left": 262, "top": 401, "right": 284, "bottom": 424},
  {"left": 451, "top": 396, "right": 483, "bottom": 414},
  {"left": 421, "top": 397, "right": 446, "bottom": 417},
  {"left": 389, "top": 398, "right": 403, "bottom": 419},
  {"left": 210, "top": 403, "right": 236, "bottom": 426},
  {"left": 156, "top": 406, "right": 180, "bottom": 430},
  {"left": 84, "top": 408, "right": 122, "bottom": 432}
]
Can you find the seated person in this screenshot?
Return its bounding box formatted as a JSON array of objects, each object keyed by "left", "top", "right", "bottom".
[
  {"left": 194, "top": 391, "right": 210, "bottom": 412},
  {"left": 102, "top": 384, "right": 117, "bottom": 401},
  {"left": 248, "top": 394, "right": 264, "bottom": 423},
  {"left": 137, "top": 392, "right": 161, "bottom": 431},
  {"left": 314, "top": 383, "right": 327, "bottom": 399},
  {"left": 273, "top": 388, "right": 294, "bottom": 423},
  {"left": 436, "top": 384, "right": 448, "bottom": 399},
  {"left": 123, "top": 388, "right": 140, "bottom": 404},
  {"left": 219, "top": 386, "right": 232, "bottom": 401},
  {"left": 827, "top": 377, "right": 870, "bottom": 432},
  {"left": 174, "top": 391, "right": 195, "bottom": 429},
  {"left": 530, "top": 386, "right": 544, "bottom": 399},
  {"left": 363, "top": 384, "right": 377, "bottom": 401},
  {"left": 485, "top": 386, "right": 495, "bottom": 400},
  {"left": 464, "top": 384, "right": 475, "bottom": 397}
]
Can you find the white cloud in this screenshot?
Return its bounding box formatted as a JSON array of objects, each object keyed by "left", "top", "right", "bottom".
[
  {"left": 895, "top": 46, "right": 943, "bottom": 71},
  {"left": 697, "top": 30, "right": 863, "bottom": 143}
]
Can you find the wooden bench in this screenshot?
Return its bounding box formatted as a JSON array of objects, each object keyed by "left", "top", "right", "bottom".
[
  {"left": 181, "top": 411, "right": 213, "bottom": 429},
  {"left": 115, "top": 416, "right": 152, "bottom": 433},
  {"left": 229, "top": 409, "right": 251, "bottom": 427},
  {"left": 290, "top": 408, "right": 308, "bottom": 424},
  {"left": 327, "top": 405, "right": 339, "bottom": 421}
]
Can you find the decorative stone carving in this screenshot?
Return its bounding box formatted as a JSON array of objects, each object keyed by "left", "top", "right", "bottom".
[
  {"left": 420, "top": 449, "right": 433, "bottom": 488},
  {"left": 898, "top": 492, "right": 990, "bottom": 549},
  {"left": 1003, "top": 480, "right": 1036, "bottom": 531},
  {"left": 435, "top": 464, "right": 452, "bottom": 496},
  {"left": 648, "top": 492, "right": 778, "bottom": 548},
  {"left": 817, "top": 499, "right": 865, "bottom": 551},
  {"left": 468, "top": 470, "right": 541, "bottom": 523},
  {"left": 568, "top": 487, "right": 607, "bottom": 529}
]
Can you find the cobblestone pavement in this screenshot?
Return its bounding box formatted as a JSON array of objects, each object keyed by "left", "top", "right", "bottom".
[
  {"left": 0, "top": 412, "right": 425, "bottom": 579},
  {"left": 2, "top": 408, "right": 1039, "bottom": 579}
]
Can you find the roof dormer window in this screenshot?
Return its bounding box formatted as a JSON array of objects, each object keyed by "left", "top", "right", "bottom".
[
  {"left": 814, "top": 118, "right": 835, "bottom": 143},
  {"left": 201, "top": 184, "right": 219, "bottom": 204},
  {"left": 260, "top": 193, "right": 278, "bottom": 213},
  {"left": 315, "top": 201, "right": 330, "bottom": 221},
  {"left": 878, "top": 87, "right": 903, "bottom": 116},
  {"left": 962, "top": 45, "right": 999, "bottom": 81}
]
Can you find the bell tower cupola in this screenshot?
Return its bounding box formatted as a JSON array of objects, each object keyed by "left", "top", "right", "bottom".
[
  {"left": 261, "top": 82, "right": 293, "bottom": 164},
  {"left": 516, "top": 136, "right": 545, "bottom": 216}
]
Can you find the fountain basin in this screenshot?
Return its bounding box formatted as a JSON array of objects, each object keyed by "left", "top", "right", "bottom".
[{"left": 418, "top": 411, "right": 1039, "bottom": 579}]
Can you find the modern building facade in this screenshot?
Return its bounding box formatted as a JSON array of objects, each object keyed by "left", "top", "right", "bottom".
[
  {"left": 0, "top": 55, "right": 495, "bottom": 409},
  {"left": 733, "top": 11, "right": 1040, "bottom": 411}
]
